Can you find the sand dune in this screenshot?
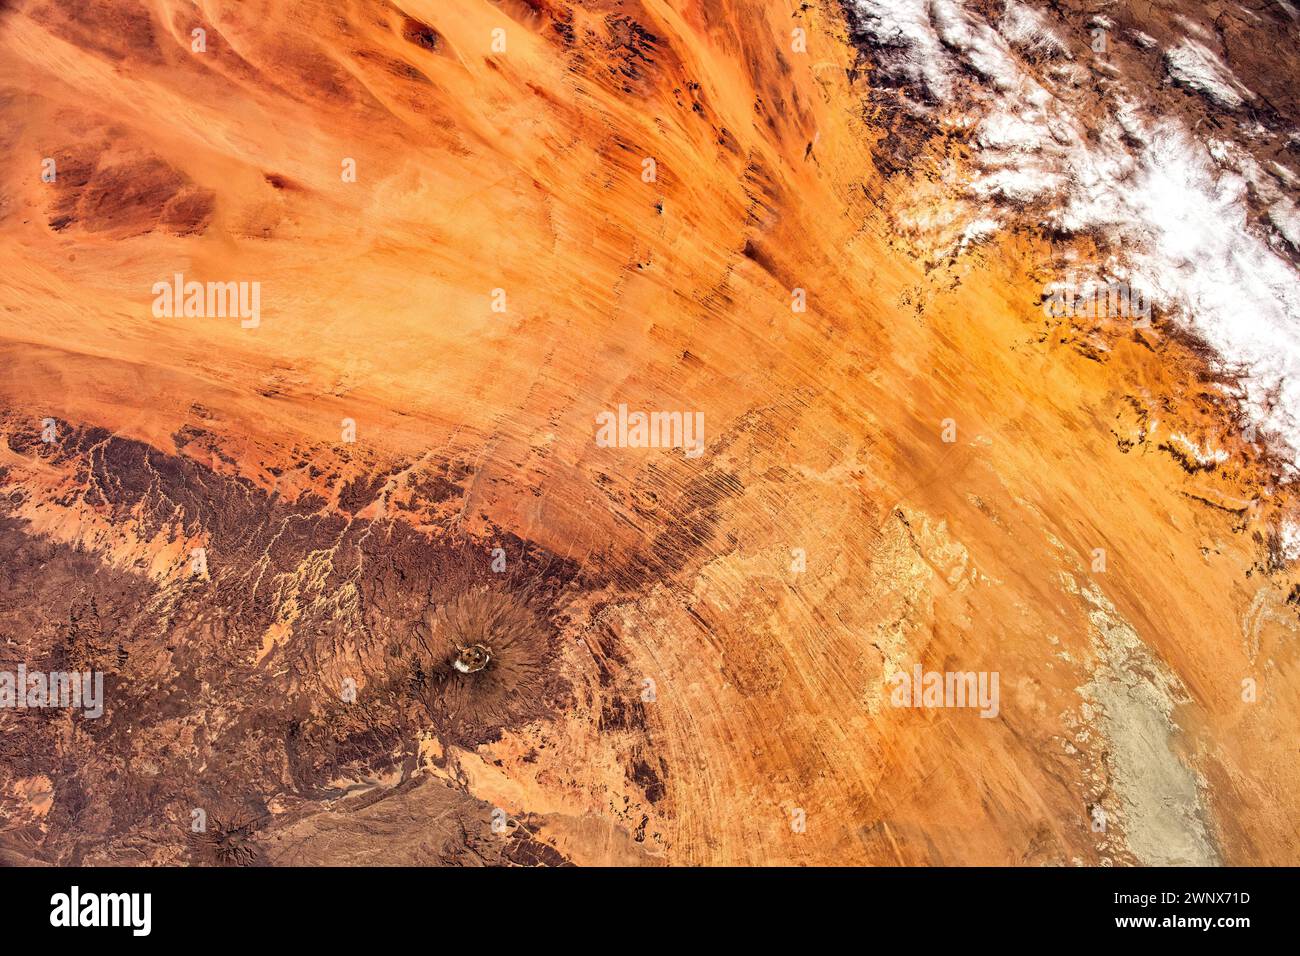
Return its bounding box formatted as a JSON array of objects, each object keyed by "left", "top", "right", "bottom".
[{"left": 0, "top": 0, "right": 1297, "bottom": 865}]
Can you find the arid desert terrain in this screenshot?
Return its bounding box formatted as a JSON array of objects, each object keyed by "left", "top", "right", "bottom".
[{"left": 1, "top": 0, "right": 1299, "bottom": 865}]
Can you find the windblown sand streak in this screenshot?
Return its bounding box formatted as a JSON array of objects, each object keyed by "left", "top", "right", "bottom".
[{"left": 0, "top": 0, "right": 1296, "bottom": 866}]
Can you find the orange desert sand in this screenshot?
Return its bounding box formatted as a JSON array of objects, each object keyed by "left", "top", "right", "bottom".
[{"left": 0, "top": 0, "right": 1297, "bottom": 866}]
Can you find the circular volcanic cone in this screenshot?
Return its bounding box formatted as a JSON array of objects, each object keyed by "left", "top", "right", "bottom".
[
  {"left": 187, "top": 807, "right": 268, "bottom": 867},
  {"left": 403, "top": 585, "right": 556, "bottom": 747}
]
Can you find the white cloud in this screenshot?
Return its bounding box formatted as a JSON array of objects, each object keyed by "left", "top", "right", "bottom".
[
  {"left": 1164, "top": 40, "right": 1254, "bottom": 109},
  {"left": 847, "top": 1, "right": 1300, "bottom": 467}
]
